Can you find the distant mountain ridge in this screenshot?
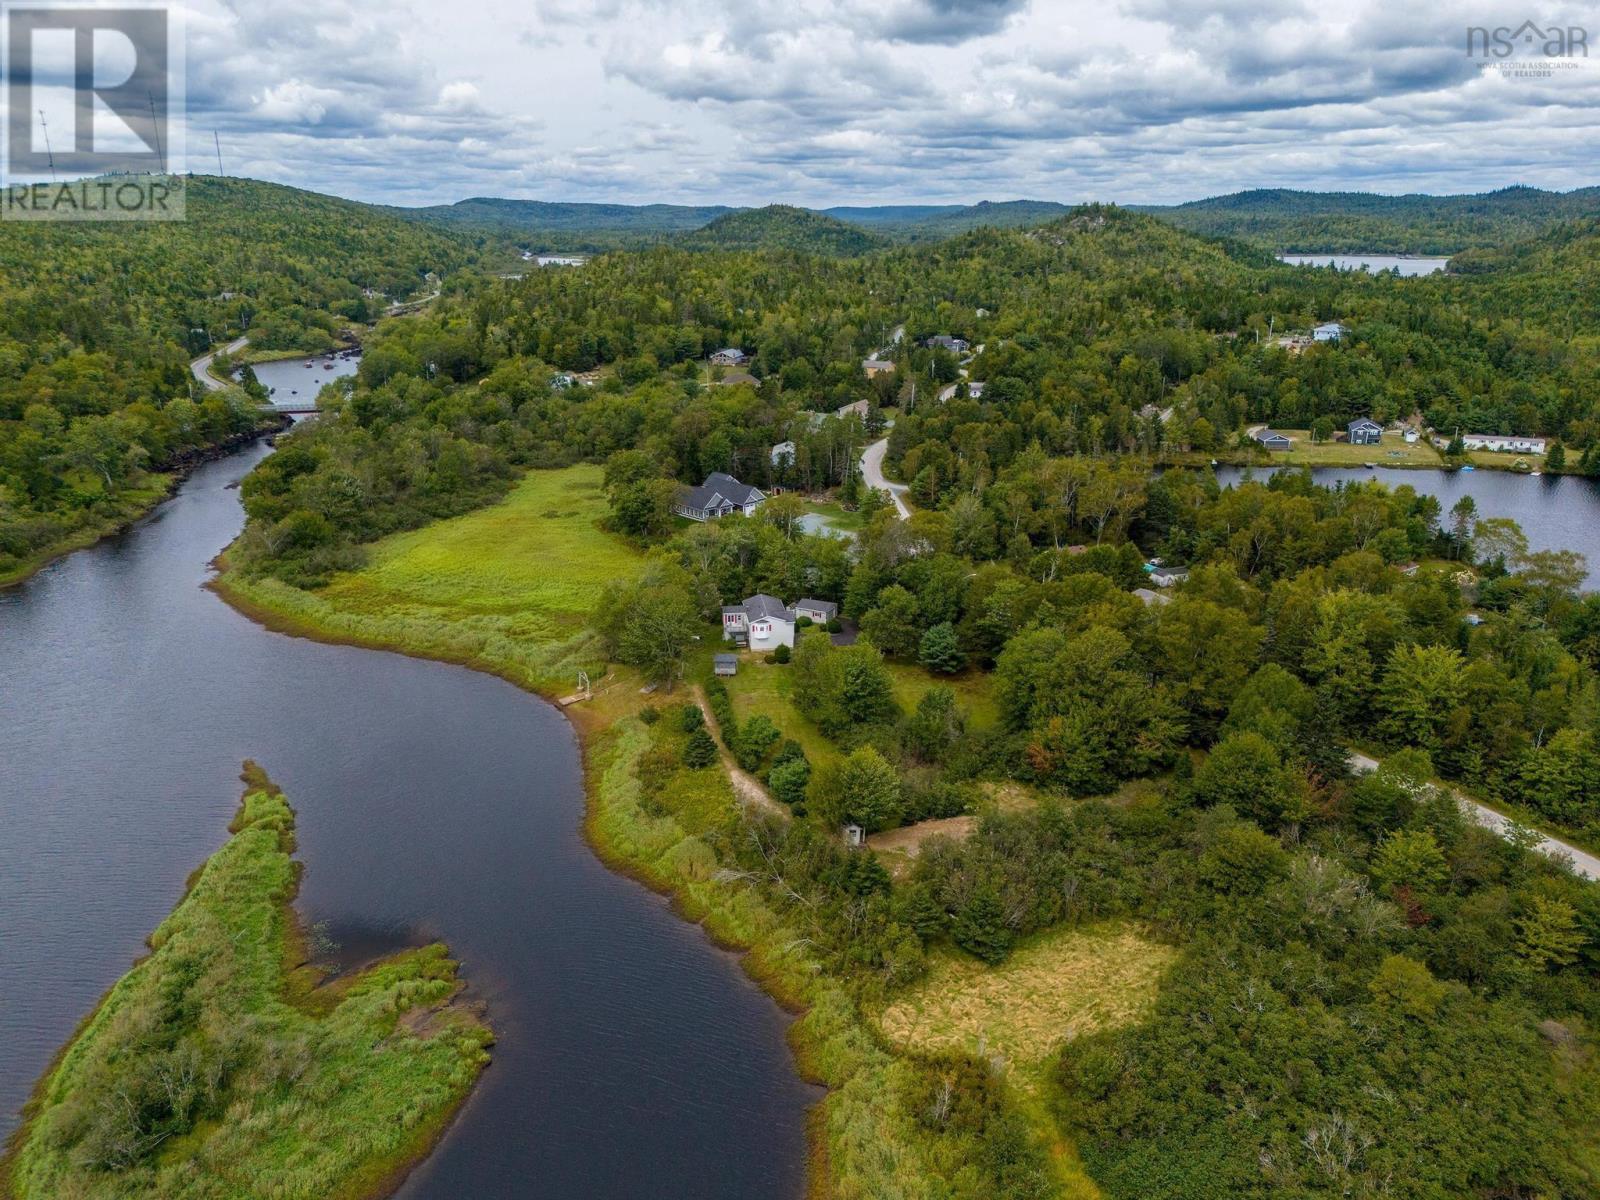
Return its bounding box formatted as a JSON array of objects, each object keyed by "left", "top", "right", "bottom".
[
  {"left": 1135, "top": 185, "right": 1600, "bottom": 254},
  {"left": 393, "top": 186, "right": 1600, "bottom": 257}
]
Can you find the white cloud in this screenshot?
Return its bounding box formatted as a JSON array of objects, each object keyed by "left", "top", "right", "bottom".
[{"left": 164, "top": 0, "right": 1596, "bottom": 206}]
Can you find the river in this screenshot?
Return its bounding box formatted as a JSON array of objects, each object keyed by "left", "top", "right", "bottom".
[
  {"left": 0, "top": 441, "right": 817, "bottom": 1197},
  {"left": 1277, "top": 254, "right": 1452, "bottom": 276},
  {"left": 1213, "top": 464, "right": 1600, "bottom": 587},
  {"left": 242, "top": 349, "right": 362, "bottom": 408}
]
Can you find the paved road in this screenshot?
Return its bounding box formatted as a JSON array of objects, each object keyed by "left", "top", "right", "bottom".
[
  {"left": 1349, "top": 752, "right": 1598, "bottom": 882},
  {"left": 861, "top": 437, "right": 910, "bottom": 520},
  {"left": 189, "top": 335, "right": 249, "bottom": 392}
]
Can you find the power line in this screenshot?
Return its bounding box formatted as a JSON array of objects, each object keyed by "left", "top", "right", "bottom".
[{"left": 147, "top": 93, "right": 165, "bottom": 174}]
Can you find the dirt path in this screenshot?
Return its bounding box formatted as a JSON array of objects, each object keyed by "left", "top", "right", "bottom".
[
  {"left": 1349, "top": 751, "right": 1599, "bottom": 882},
  {"left": 690, "top": 684, "right": 789, "bottom": 820}
]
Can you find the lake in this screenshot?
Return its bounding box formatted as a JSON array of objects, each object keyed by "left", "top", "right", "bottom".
[
  {"left": 241, "top": 349, "right": 362, "bottom": 408},
  {"left": 1213, "top": 464, "right": 1600, "bottom": 588},
  {"left": 1277, "top": 254, "right": 1452, "bottom": 276},
  {"left": 0, "top": 442, "right": 817, "bottom": 1197}
]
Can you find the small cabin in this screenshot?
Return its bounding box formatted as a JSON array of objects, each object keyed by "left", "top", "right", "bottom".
[
  {"left": 843, "top": 823, "right": 866, "bottom": 848},
  {"left": 713, "top": 653, "right": 739, "bottom": 677}
]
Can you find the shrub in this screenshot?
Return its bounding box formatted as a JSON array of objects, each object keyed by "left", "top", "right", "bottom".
[
  {"left": 639, "top": 705, "right": 661, "bottom": 725},
  {"left": 678, "top": 703, "right": 704, "bottom": 733},
  {"left": 773, "top": 642, "right": 791, "bottom": 664},
  {"left": 682, "top": 727, "right": 719, "bottom": 769},
  {"left": 768, "top": 757, "right": 812, "bottom": 807}
]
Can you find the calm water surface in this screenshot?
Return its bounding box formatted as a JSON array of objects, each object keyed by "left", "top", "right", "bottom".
[
  {"left": 1214, "top": 464, "right": 1600, "bottom": 587},
  {"left": 1277, "top": 253, "right": 1452, "bottom": 276},
  {"left": 242, "top": 351, "right": 362, "bottom": 408},
  {"left": 0, "top": 442, "right": 817, "bottom": 1198}
]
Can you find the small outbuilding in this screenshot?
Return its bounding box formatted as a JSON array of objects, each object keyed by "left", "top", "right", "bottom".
[
  {"left": 1313, "top": 321, "right": 1350, "bottom": 342},
  {"left": 713, "top": 653, "right": 739, "bottom": 677},
  {"left": 1149, "top": 566, "right": 1189, "bottom": 588},
  {"left": 843, "top": 823, "right": 866, "bottom": 848},
  {"left": 710, "top": 347, "right": 749, "bottom": 366}
]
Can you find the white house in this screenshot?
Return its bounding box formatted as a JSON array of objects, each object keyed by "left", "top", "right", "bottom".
[
  {"left": 710, "top": 347, "right": 749, "bottom": 366},
  {"left": 1313, "top": 322, "right": 1350, "bottom": 342},
  {"left": 721, "top": 594, "right": 797, "bottom": 651},
  {"left": 674, "top": 472, "right": 767, "bottom": 521},
  {"left": 1461, "top": 434, "right": 1547, "bottom": 454},
  {"left": 1149, "top": 566, "right": 1189, "bottom": 588},
  {"left": 770, "top": 441, "right": 796, "bottom": 468}
]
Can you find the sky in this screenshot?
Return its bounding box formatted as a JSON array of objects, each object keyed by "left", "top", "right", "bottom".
[{"left": 13, "top": 0, "right": 1600, "bottom": 207}]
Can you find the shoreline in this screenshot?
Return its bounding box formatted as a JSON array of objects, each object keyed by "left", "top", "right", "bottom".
[
  {"left": 206, "top": 563, "right": 841, "bottom": 1198},
  {"left": 0, "top": 419, "right": 290, "bottom": 593}
]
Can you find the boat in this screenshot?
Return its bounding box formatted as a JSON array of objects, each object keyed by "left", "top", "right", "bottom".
[
  {"left": 1363, "top": 462, "right": 1376, "bottom": 469},
  {"left": 1461, "top": 465, "right": 1476, "bottom": 471}
]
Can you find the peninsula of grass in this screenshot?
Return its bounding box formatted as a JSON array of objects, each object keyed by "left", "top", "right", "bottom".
[
  {"left": 215, "top": 464, "right": 643, "bottom": 694},
  {"left": 0, "top": 763, "right": 491, "bottom": 1200}
]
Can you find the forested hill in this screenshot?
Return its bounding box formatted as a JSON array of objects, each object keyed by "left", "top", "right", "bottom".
[
  {"left": 0, "top": 174, "right": 477, "bottom": 584},
  {"left": 1446, "top": 216, "right": 1600, "bottom": 331},
  {"left": 1140, "top": 185, "right": 1600, "bottom": 254},
  {"left": 675, "top": 205, "right": 889, "bottom": 255}
]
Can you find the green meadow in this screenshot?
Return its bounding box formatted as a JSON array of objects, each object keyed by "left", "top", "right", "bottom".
[
  {"left": 1, "top": 764, "right": 491, "bottom": 1200},
  {"left": 219, "top": 465, "right": 643, "bottom": 694}
]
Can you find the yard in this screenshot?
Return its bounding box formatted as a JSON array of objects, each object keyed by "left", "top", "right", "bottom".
[
  {"left": 1259, "top": 431, "right": 1442, "bottom": 468},
  {"left": 718, "top": 652, "right": 998, "bottom": 770}
]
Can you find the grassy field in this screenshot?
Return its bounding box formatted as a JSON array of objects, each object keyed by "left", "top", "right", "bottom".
[
  {"left": 877, "top": 922, "right": 1175, "bottom": 1095},
  {"left": 1, "top": 764, "right": 491, "bottom": 1200},
  {"left": 218, "top": 465, "right": 642, "bottom": 695}
]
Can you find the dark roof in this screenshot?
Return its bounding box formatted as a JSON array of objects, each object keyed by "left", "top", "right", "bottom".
[
  {"left": 1250, "top": 428, "right": 1291, "bottom": 445},
  {"left": 678, "top": 472, "right": 765, "bottom": 512},
  {"left": 1348, "top": 417, "right": 1382, "bottom": 431},
  {"left": 796, "top": 598, "right": 837, "bottom": 617},
  {"left": 713, "top": 653, "right": 739, "bottom": 665},
  {"left": 740, "top": 593, "right": 794, "bottom": 623}
]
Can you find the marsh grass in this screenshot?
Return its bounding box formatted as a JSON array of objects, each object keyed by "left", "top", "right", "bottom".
[{"left": 1, "top": 764, "right": 491, "bottom": 1200}]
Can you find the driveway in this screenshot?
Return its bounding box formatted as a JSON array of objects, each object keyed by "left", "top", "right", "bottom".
[
  {"left": 189, "top": 335, "right": 249, "bottom": 392},
  {"left": 1349, "top": 752, "right": 1598, "bottom": 882},
  {"left": 861, "top": 437, "right": 910, "bottom": 520}
]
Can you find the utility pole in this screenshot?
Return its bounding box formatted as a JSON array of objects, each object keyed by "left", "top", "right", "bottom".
[
  {"left": 38, "top": 110, "right": 56, "bottom": 181},
  {"left": 147, "top": 93, "right": 165, "bottom": 173}
]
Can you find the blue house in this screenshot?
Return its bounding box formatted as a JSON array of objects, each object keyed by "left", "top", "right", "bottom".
[{"left": 1347, "top": 417, "right": 1383, "bottom": 445}]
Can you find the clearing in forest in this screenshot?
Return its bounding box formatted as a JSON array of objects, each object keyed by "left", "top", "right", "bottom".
[{"left": 877, "top": 921, "right": 1176, "bottom": 1093}]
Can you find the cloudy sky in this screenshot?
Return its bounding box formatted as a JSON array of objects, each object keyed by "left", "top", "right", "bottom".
[{"left": 127, "top": 0, "right": 1600, "bottom": 205}]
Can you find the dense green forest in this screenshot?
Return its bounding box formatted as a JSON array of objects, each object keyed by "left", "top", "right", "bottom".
[
  {"left": 676, "top": 205, "right": 889, "bottom": 255},
  {"left": 0, "top": 176, "right": 477, "bottom": 583},
  {"left": 1141, "top": 185, "right": 1600, "bottom": 254}
]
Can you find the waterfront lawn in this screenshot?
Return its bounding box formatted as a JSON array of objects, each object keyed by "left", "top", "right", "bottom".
[
  {"left": 2, "top": 764, "right": 490, "bottom": 1200},
  {"left": 1262, "top": 433, "right": 1442, "bottom": 468},
  {"left": 221, "top": 465, "right": 642, "bottom": 693}
]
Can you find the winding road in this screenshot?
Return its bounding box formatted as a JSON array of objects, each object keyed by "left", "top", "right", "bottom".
[
  {"left": 861, "top": 437, "right": 910, "bottom": 520},
  {"left": 1349, "top": 752, "right": 1599, "bottom": 882},
  {"left": 189, "top": 335, "right": 249, "bottom": 392}
]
